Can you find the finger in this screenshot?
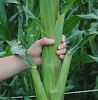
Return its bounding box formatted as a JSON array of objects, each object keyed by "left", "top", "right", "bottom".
[
  {"left": 62, "top": 35, "right": 66, "bottom": 43},
  {"left": 38, "top": 37, "right": 55, "bottom": 46},
  {"left": 58, "top": 42, "right": 66, "bottom": 50},
  {"left": 56, "top": 48, "right": 66, "bottom": 55},
  {"left": 59, "top": 55, "right": 65, "bottom": 60}
]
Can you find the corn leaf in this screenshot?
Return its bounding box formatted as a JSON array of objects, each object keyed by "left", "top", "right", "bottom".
[
  {"left": 26, "top": 0, "right": 34, "bottom": 12},
  {"left": 8, "top": 13, "right": 18, "bottom": 22},
  {"left": 10, "top": 44, "right": 26, "bottom": 56},
  {"left": 2, "top": 0, "right": 20, "bottom": 4},
  {"left": 18, "top": 73, "right": 28, "bottom": 94},
  {"left": 77, "top": 13, "right": 98, "bottom": 20},
  {"left": 71, "top": 54, "right": 97, "bottom": 67},
  {"left": 69, "top": 33, "right": 97, "bottom": 54},
  {"left": 2, "top": 0, "right": 41, "bottom": 28},
  {"left": 63, "top": 15, "right": 81, "bottom": 34},
  {"left": 62, "top": 0, "right": 76, "bottom": 16},
  {"left": 23, "top": 6, "right": 41, "bottom": 28},
  {"left": 0, "top": 90, "right": 7, "bottom": 97},
  {"left": 0, "top": 1, "right": 7, "bottom": 24},
  {"left": 0, "top": 24, "right": 11, "bottom": 40},
  {"left": 9, "top": 41, "right": 36, "bottom": 68},
  {"left": 17, "top": 7, "right": 23, "bottom": 44}
]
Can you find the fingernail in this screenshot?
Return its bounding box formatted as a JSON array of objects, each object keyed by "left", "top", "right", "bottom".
[{"left": 49, "top": 39, "right": 55, "bottom": 44}]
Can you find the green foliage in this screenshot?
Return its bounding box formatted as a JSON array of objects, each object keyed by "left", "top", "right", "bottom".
[{"left": 0, "top": 0, "right": 98, "bottom": 100}]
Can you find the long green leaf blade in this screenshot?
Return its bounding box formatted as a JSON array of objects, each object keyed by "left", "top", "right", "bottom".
[
  {"left": 63, "top": 15, "right": 81, "bottom": 34},
  {"left": 62, "top": 0, "right": 76, "bottom": 16}
]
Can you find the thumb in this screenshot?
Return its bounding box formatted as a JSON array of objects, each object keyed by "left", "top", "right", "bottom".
[{"left": 38, "top": 37, "right": 55, "bottom": 46}]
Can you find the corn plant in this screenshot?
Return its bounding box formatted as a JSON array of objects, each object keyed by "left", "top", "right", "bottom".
[{"left": 0, "top": 0, "right": 98, "bottom": 100}]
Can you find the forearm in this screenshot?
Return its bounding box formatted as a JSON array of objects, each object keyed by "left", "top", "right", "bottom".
[{"left": 0, "top": 55, "right": 28, "bottom": 82}]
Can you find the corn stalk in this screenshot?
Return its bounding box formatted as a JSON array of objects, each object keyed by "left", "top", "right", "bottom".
[{"left": 39, "top": 0, "right": 76, "bottom": 100}]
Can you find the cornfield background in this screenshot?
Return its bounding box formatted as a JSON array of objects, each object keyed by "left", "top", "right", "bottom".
[{"left": 0, "top": 0, "right": 98, "bottom": 100}]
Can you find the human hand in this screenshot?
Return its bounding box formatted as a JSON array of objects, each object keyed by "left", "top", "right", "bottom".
[{"left": 27, "top": 35, "right": 66, "bottom": 66}]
